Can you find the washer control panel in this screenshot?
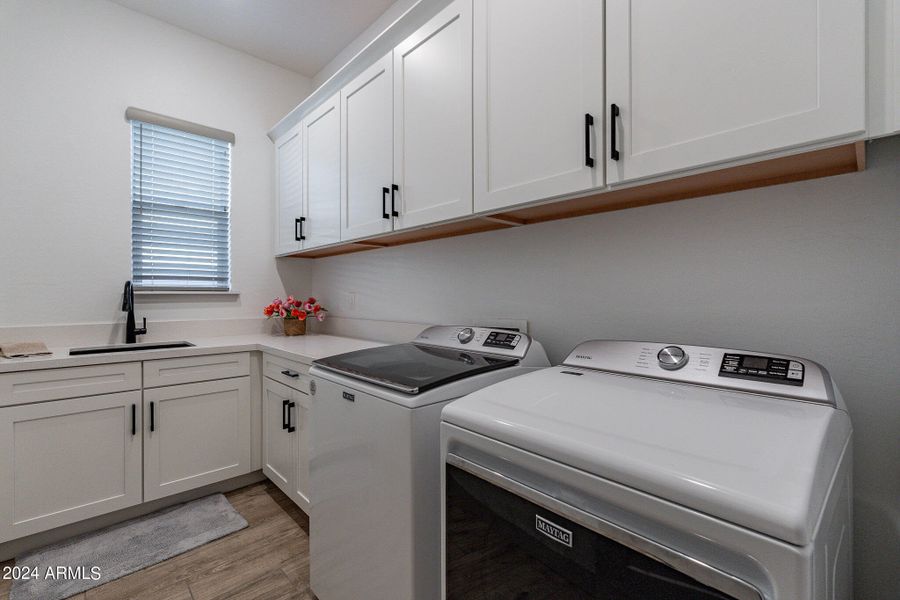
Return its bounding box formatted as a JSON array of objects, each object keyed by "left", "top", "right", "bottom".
[
  {"left": 413, "top": 326, "right": 532, "bottom": 359},
  {"left": 719, "top": 353, "right": 804, "bottom": 386},
  {"left": 482, "top": 330, "right": 521, "bottom": 350}
]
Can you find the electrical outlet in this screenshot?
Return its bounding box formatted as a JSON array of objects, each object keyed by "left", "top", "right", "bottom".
[
  {"left": 343, "top": 291, "right": 358, "bottom": 312},
  {"left": 475, "top": 318, "right": 528, "bottom": 333}
]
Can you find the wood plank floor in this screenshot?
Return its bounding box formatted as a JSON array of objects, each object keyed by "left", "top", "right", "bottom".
[{"left": 0, "top": 481, "right": 313, "bottom": 600}]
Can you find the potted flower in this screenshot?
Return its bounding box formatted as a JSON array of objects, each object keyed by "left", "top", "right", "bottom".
[{"left": 264, "top": 296, "right": 327, "bottom": 336}]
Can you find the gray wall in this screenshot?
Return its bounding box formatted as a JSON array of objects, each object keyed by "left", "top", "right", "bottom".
[{"left": 310, "top": 136, "right": 900, "bottom": 599}]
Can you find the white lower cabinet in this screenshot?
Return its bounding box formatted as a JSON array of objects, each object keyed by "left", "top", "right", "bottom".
[
  {"left": 143, "top": 377, "right": 252, "bottom": 502},
  {"left": 0, "top": 391, "right": 143, "bottom": 543},
  {"left": 262, "top": 375, "right": 311, "bottom": 512}
]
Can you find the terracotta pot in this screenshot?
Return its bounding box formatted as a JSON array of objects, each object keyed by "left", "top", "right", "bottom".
[{"left": 283, "top": 318, "right": 307, "bottom": 336}]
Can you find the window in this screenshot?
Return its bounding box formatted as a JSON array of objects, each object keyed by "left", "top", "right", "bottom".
[{"left": 129, "top": 111, "right": 233, "bottom": 291}]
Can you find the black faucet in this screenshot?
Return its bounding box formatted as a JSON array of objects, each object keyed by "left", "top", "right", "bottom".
[{"left": 122, "top": 281, "right": 147, "bottom": 343}]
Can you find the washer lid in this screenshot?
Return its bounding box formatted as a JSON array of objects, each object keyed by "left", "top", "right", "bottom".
[
  {"left": 313, "top": 343, "right": 518, "bottom": 394},
  {"left": 442, "top": 366, "right": 851, "bottom": 546}
]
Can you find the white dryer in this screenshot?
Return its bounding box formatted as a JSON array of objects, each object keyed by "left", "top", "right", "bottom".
[
  {"left": 308, "top": 326, "right": 549, "bottom": 600},
  {"left": 441, "top": 341, "right": 852, "bottom": 599}
]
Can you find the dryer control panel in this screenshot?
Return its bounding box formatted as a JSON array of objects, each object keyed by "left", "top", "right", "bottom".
[
  {"left": 719, "top": 353, "right": 805, "bottom": 386},
  {"left": 562, "top": 341, "right": 834, "bottom": 406}
]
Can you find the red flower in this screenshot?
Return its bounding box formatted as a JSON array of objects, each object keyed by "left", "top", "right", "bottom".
[
  {"left": 297, "top": 311, "right": 307, "bottom": 321},
  {"left": 263, "top": 305, "right": 274, "bottom": 317},
  {"left": 307, "top": 297, "right": 316, "bottom": 304},
  {"left": 290, "top": 308, "right": 301, "bottom": 318},
  {"left": 313, "top": 304, "right": 322, "bottom": 313}
]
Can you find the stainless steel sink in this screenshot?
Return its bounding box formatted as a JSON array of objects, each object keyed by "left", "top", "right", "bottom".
[{"left": 69, "top": 341, "right": 195, "bottom": 356}]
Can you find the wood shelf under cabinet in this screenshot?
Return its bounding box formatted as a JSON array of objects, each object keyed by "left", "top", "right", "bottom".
[{"left": 286, "top": 141, "right": 865, "bottom": 259}]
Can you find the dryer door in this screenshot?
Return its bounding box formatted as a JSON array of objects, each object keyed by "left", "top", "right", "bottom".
[{"left": 444, "top": 456, "right": 761, "bottom": 600}]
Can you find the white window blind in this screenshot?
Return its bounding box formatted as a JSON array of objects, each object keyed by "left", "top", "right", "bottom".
[{"left": 130, "top": 119, "right": 232, "bottom": 290}]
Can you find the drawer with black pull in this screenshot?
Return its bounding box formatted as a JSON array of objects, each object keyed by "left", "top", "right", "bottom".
[{"left": 262, "top": 353, "right": 310, "bottom": 393}]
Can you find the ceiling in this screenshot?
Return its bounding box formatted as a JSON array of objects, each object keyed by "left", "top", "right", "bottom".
[{"left": 111, "top": 0, "right": 397, "bottom": 77}]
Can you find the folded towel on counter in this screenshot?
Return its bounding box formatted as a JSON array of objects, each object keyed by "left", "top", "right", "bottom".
[{"left": 0, "top": 342, "right": 52, "bottom": 358}]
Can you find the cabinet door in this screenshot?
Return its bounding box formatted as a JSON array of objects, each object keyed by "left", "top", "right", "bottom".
[
  {"left": 473, "top": 0, "right": 604, "bottom": 213},
  {"left": 275, "top": 124, "right": 303, "bottom": 255},
  {"left": 0, "top": 391, "right": 142, "bottom": 543},
  {"left": 303, "top": 92, "right": 342, "bottom": 249},
  {"left": 341, "top": 53, "right": 394, "bottom": 241},
  {"left": 144, "top": 378, "right": 251, "bottom": 501},
  {"left": 606, "top": 0, "right": 865, "bottom": 184},
  {"left": 291, "top": 390, "right": 311, "bottom": 512},
  {"left": 262, "top": 378, "right": 295, "bottom": 497},
  {"left": 393, "top": 0, "right": 473, "bottom": 230}
]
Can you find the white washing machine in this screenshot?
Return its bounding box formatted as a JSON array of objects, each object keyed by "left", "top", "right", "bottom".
[
  {"left": 308, "top": 326, "right": 550, "bottom": 600},
  {"left": 441, "top": 340, "right": 852, "bottom": 599}
]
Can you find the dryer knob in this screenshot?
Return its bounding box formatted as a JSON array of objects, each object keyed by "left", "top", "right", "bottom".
[
  {"left": 457, "top": 328, "right": 475, "bottom": 344},
  {"left": 658, "top": 346, "right": 688, "bottom": 370}
]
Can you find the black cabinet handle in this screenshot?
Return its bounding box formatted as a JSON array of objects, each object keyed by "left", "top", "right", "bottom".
[
  {"left": 131, "top": 403, "right": 136, "bottom": 436},
  {"left": 149, "top": 401, "right": 155, "bottom": 432},
  {"left": 282, "top": 399, "right": 289, "bottom": 430},
  {"left": 584, "top": 113, "right": 595, "bottom": 167},
  {"left": 287, "top": 401, "right": 296, "bottom": 433},
  {"left": 391, "top": 184, "right": 399, "bottom": 217},
  {"left": 382, "top": 187, "right": 390, "bottom": 219},
  {"left": 280, "top": 369, "right": 300, "bottom": 379},
  {"left": 295, "top": 217, "right": 306, "bottom": 241},
  {"left": 610, "top": 104, "right": 621, "bottom": 161}
]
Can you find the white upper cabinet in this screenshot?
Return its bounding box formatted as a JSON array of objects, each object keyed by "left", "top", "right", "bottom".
[
  {"left": 303, "top": 92, "right": 342, "bottom": 249},
  {"left": 606, "top": 0, "right": 866, "bottom": 184},
  {"left": 275, "top": 124, "right": 303, "bottom": 255},
  {"left": 341, "top": 53, "right": 394, "bottom": 241},
  {"left": 393, "top": 0, "right": 473, "bottom": 230},
  {"left": 868, "top": 0, "right": 900, "bottom": 137},
  {"left": 473, "top": 0, "right": 604, "bottom": 213}
]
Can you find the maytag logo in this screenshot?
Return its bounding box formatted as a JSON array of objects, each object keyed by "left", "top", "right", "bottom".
[
  {"left": 535, "top": 515, "right": 573, "bottom": 547},
  {"left": 342, "top": 391, "right": 355, "bottom": 402},
  {"left": 574, "top": 354, "right": 592, "bottom": 360}
]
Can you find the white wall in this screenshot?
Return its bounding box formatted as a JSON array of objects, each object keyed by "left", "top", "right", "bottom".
[
  {"left": 0, "top": 0, "right": 313, "bottom": 329},
  {"left": 310, "top": 136, "right": 900, "bottom": 600},
  {"left": 311, "top": 0, "right": 437, "bottom": 88}
]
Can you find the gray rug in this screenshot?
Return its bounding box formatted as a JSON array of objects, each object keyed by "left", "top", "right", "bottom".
[{"left": 10, "top": 493, "right": 247, "bottom": 600}]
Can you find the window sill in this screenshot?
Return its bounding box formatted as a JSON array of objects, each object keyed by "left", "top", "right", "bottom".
[{"left": 134, "top": 290, "right": 240, "bottom": 297}]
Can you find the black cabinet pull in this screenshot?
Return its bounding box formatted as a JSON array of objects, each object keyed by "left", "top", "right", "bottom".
[
  {"left": 295, "top": 217, "right": 306, "bottom": 241},
  {"left": 391, "top": 184, "right": 399, "bottom": 217},
  {"left": 382, "top": 187, "right": 390, "bottom": 219},
  {"left": 282, "top": 399, "right": 289, "bottom": 430},
  {"left": 287, "top": 401, "right": 296, "bottom": 433},
  {"left": 280, "top": 369, "right": 300, "bottom": 379},
  {"left": 131, "top": 403, "right": 136, "bottom": 436},
  {"left": 149, "top": 401, "right": 155, "bottom": 432},
  {"left": 584, "top": 113, "right": 595, "bottom": 167},
  {"left": 610, "top": 104, "right": 621, "bottom": 161}
]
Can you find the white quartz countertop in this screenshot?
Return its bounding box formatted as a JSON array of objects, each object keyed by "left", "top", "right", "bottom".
[{"left": 0, "top": 333, "right": 385, "bottom": 374}]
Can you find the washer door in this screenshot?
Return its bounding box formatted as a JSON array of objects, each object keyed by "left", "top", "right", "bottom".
[{"left": 445, "top": 458, "right": 760, "bottom": 600}]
